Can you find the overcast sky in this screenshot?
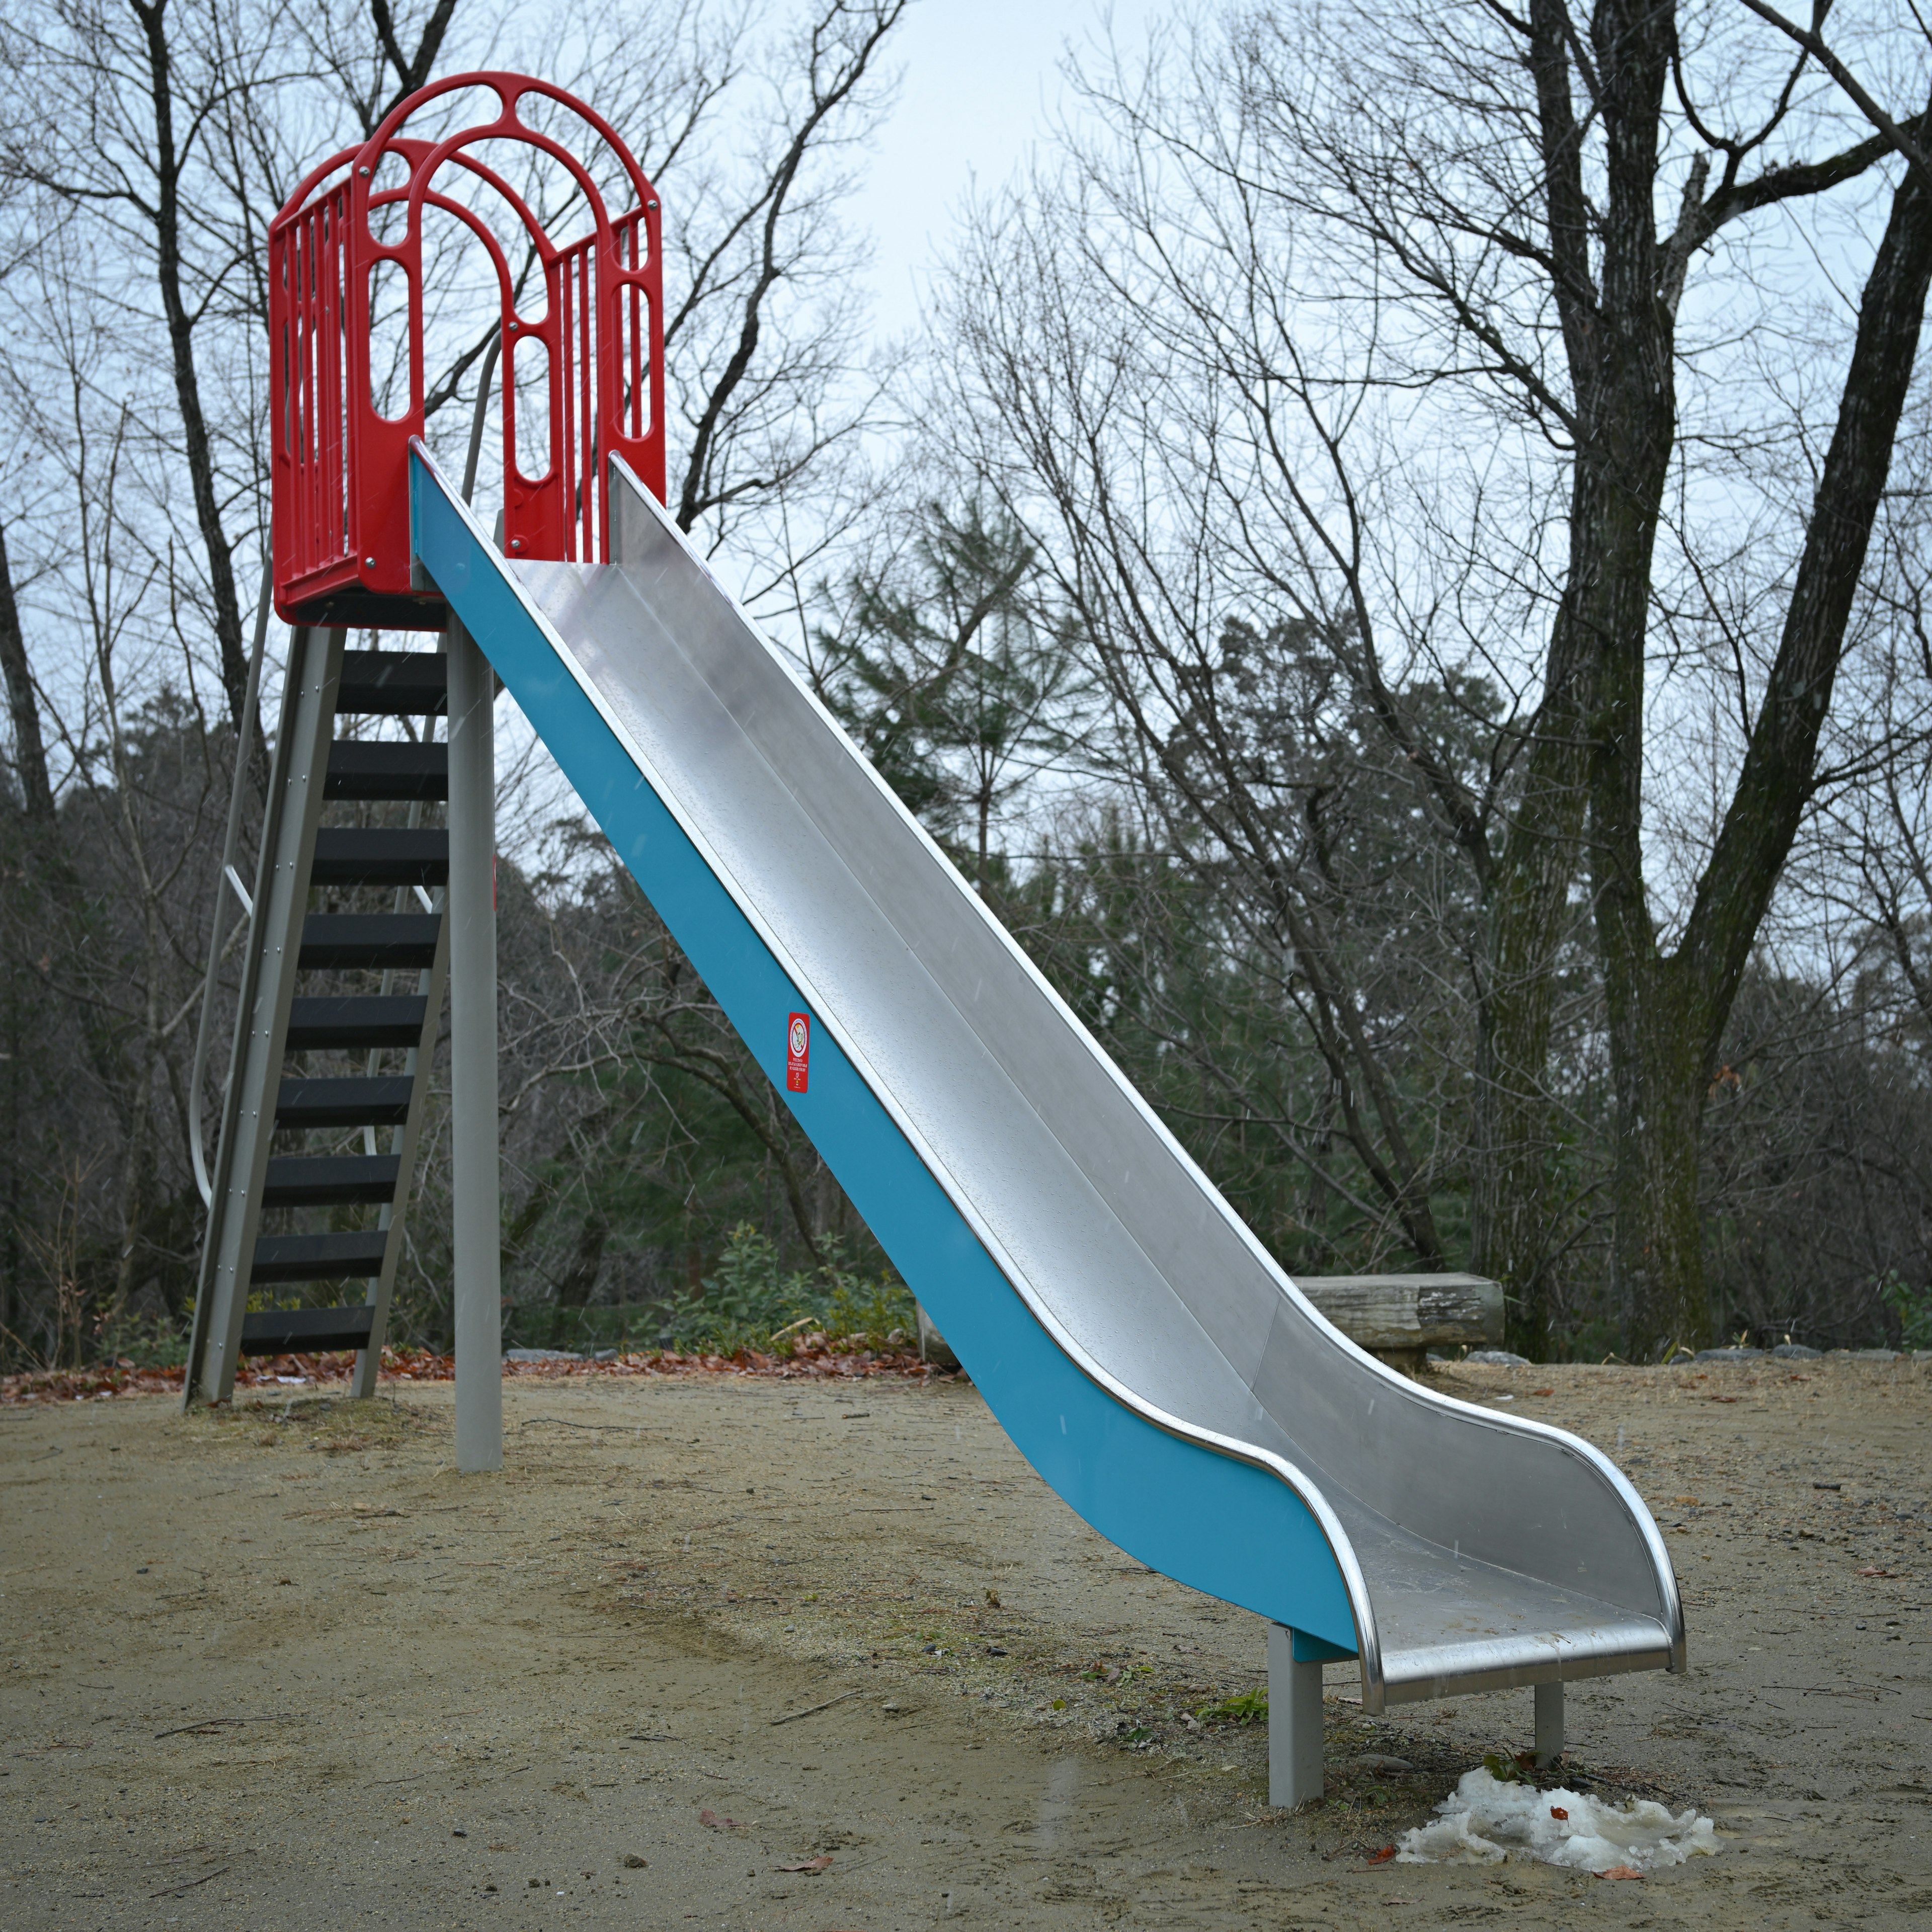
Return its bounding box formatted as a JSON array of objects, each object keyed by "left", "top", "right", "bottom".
[{"left": 844, "top": 0, "right": 1161, "bottom": 337}]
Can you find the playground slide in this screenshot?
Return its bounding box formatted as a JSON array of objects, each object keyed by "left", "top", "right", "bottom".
[{"left": 410, "top": 443, "right": 1683, "bottom": 1714}]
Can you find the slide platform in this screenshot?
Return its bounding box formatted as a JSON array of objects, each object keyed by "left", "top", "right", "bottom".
[{"left": 410, "top": 443, "right": 1683, "bottom": 1713}]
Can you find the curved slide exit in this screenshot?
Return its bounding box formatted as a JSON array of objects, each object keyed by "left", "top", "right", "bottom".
[{"left": 410, "top": 442, "right": 1682, "bottom": 1719}]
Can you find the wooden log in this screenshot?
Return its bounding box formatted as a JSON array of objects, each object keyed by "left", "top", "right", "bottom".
[{"left": 1291, "top": 1273, "right": 1504, "bottom": 1373}]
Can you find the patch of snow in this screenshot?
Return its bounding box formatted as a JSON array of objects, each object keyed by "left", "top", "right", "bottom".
[{"left": 1396, "top": 1769, "right": 1718, "bottom": 1873}]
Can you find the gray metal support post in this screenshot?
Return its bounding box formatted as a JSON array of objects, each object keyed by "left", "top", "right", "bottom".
[
  {"left": 1534, "top": 1679, "right": 1564, "bottom": 1768},
  {"left": 448, "top": 614, "right": 503, "bottom": 1472},
  {"left": 189, "top": 625, "right": 344, "bottom": 1403},
  {"left": 1268, "top": 1624, "right": 1324, "bottom": 1808}
]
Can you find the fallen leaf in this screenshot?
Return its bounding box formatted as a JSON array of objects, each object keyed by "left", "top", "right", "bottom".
[
  {"left": 1364, "top": 1845, "right": 1396, "bottom": 1865},
  {"left": 1709, "top": 1395, "right": 1739, "bottom": 1404},
  {"left": 1673, "top": 1496, "right": 1700, "bottom": 1506},
  {"left": 1598, "top": 1866, "right": 1644, "bottom": 1881},
  {"left": 698, "top": 1809, "right": 744, "bottom": 1830},
  {"left": 1856, "top": 1566, "right": 1890, "bottom": 1577},
  {"left": 1528, "top": 1388, "right": 1554, "bottom": 1397},
  {"left": 777, "top": 1855, "right": 834, "bottom": 1874},
  {"left": 1550, "top": 1806, "right": 1569, "bottom": 1820}
]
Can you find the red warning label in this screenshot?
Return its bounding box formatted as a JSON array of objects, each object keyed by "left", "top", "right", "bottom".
[{"left": 786, "top": 1012, "right": 810, "bottom": 1093}]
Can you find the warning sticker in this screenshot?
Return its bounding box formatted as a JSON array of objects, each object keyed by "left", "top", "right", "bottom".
[{"left": 786, "top": 1011, "right": 810, "bottom": 1093}]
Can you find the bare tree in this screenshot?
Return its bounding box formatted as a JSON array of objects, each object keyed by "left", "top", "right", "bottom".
[
  {"left": 0, "top": 216, "right": 237, "bottom": 1343},
  {"left": 1735, "top": 0, "right": 1932, "bottom": 182},
  {"left": 0, "top": 0, "right": 916, "bottom": 1365},
  {"left": 6, "top": 0, "right": 303, "bottom": 726},
  {"left": 939, "top": 1, "right": 1932, "bottom": 1352}
]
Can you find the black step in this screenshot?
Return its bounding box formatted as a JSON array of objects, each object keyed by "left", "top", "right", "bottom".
[
  {"left": 263, "top": 1154, "right": 402, "bottom": 1209},
  {"left": 298, "top": 913, "right": 440, "bottom": 971},
  {"left": 324, "top": 740, "right": 448, "bottom": 800},
  {"left": 239, "top": 1303, "right": 378, "bottom": 1355},
  {"left": 276, "top": 1076, "right": 414, "bottom": 1129},
  {"left": 337, "top": 650, "right": 447, "bottom": 717},
  {"left": 310, "top": 826, "right": 449, "bottom": 887},
  {"left": 251, "top": 1230, "right": 389, "bottom": 1284},
  {"left": 285, "top": 995, "right": 429, "bottom": 1052}
]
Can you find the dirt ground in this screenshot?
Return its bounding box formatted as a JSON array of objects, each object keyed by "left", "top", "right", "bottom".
[{"left": 3, "top": 1353, "right": 1928, "bottom": 1929}]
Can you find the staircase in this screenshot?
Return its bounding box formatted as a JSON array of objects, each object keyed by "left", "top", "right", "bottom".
[
  {"left": 185, "top": 632, "right": 451, "bottom": 1402},
  {"left": 198, "top": 66, "right": 658, "bottom": 1456}
]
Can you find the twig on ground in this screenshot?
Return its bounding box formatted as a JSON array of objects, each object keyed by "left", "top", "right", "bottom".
[
  {"left": 154, "top": 1714, "right": 291, "bottom": 1740},
  {"left": 149, "top": 1867, "right": 229, "bottom": 1897},
  {"left": 771, "top": 1687, "right": 864, "bottom": 1726}
]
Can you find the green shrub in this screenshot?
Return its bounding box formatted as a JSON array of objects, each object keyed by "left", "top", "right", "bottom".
[
  {"left": 95, "top": 1311, "right": 190, "bottom": 1370},
  {"left": 1197, "top": 1688, "right": 1269, "bottom": 1727},
  {"left": 658, "top": 1224, "right": 915, "bottom": 1356},
  {"left": 1877, "top": 1271, "right": 1932, "bottom": 1351}
]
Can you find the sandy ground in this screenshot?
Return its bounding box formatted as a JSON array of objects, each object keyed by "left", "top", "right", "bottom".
[{"left": 2, "top": 1353, "right": 1928, "bottom": 1929}]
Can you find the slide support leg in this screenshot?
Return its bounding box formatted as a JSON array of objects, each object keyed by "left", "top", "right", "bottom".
[
  {"left": 1535, "top": 1679, "right": 1564, "bottom": 1769},
  {"left": 1268, "top": 1624, "right": 1324, "bottom": 1808},
  {"left": 449, "top": 615, "right": 503, "bottom": 1474}
]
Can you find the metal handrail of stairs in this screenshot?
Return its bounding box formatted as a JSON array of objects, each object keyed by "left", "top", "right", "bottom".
[{"left": 187, "top": 560, "right": 276, "bottom": 1210}]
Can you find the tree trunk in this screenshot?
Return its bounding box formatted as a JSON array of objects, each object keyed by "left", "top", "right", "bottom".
[
  {"left": 1597, "top": 133, "right": 1932, "bottom": 1355},
  {"left": 131, "top": 0, "right": 250, "bottom": 730},
  {"left": 0, "top": 518, "right": 55, "bottom": 822},
  {"left": 1603, "top": 958, "right": 1707, "bottom": 1355},
  {"left": 112, "top": 1052, "right": 158, "bottom": 1333},
  {"left": 554, "top": 1215, "right": 610, "bottom": 1309},
  {"left": 1470, "top": 378, "right": 1676, "bottom": 1353},
  {"left": 1461, "top": 0, "right": 1678, "bottom": 1357},
  {"left": 1469, "top": 705, "right": 1590, "bottom": 1358},
  {"left": 1470, "top": 969, "right": 1562, "bottom": 1360}
]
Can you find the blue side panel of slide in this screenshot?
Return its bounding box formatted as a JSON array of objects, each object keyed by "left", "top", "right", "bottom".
[{"left": 413, "top": 452, "right": 1357, "bottom": 1654}]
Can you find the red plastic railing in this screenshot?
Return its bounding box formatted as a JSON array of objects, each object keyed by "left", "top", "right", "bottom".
[{"left": 269, "top": 73, "right": 666, "bottom": 625}]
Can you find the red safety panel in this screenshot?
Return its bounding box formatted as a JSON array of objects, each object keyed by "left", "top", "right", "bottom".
[
  {"left": 787, "top": 1012, "right": 811, "bottom": 1094},
  {"left": 269, "top": 72, "right": 666, "bottom": 625}
]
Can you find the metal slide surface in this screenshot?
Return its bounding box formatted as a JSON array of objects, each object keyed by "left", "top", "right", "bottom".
[{"left": 411, "top": 445, "right": 1683, "bottom": 1712}]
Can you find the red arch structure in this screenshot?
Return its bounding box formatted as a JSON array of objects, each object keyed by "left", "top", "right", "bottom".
[{"left": 269, "top": 73, "right": 666, "bottom": 626}]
